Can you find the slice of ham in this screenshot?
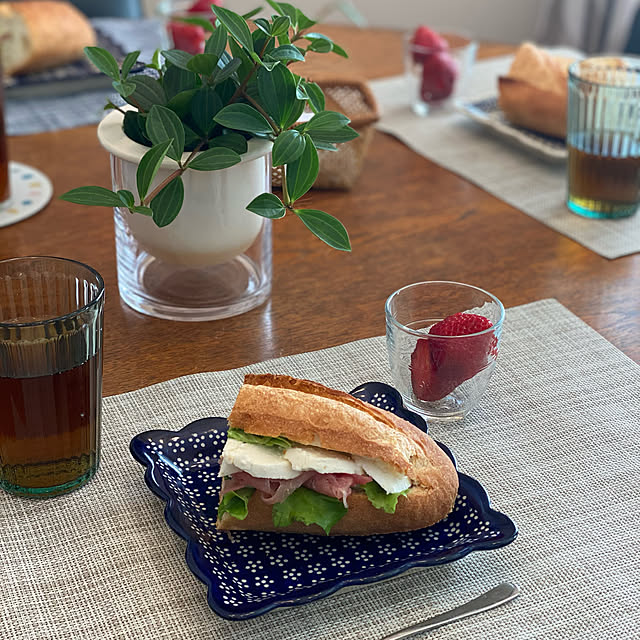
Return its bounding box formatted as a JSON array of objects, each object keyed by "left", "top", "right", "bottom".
[{"left": 220, "top": 470, "right": 372, "bottom": 507}]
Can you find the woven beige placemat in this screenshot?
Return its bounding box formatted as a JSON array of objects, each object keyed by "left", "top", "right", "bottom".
[
  {"left": 370, "top": 56, "right": 640, "bottom": 259},
  {"left": 2, "top": 299, "right": 639, "bottom": 639}
]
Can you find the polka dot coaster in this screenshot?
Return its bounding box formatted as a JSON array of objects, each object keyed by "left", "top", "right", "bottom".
[{"left": 0, "top": 161, "right": 53, "bottom": 228}]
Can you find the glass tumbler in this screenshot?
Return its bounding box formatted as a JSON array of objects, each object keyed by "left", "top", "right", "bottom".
[
  {"left": 0, "top": 257, "right": 105, "bottom": 497},
  {"left": 385, "top": 281, "right": 504, "bottom": 421},
  {"left": 567, "top": 57, "right": 640, "bottom": 219}
]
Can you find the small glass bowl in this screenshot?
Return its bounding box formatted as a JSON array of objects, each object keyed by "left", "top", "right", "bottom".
[
  {"left": 405, "top": 32, "right": 477, "bottom": 116},
  {"left": 385, "top": 281, "right": 504, "bottom": 421}
]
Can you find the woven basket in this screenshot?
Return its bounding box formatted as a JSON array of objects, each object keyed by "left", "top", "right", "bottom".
[{"left": 272, "top": 77, "right": 380, "bottom": 190}]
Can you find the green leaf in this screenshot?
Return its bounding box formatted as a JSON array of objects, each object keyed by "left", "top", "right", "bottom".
[
  {"left": 272, "top": 129, "right": 305, "bottom": 166},
  {"left": 212, "top": 57, "right": 241, "bottom": 84},
  {"left": 265, "top": 0, "right": 284, "bottom": 15},
  {"left": 363, "top": 481, "right": 409, "bottom": 514},
  {"left": 308, "top": 125, "right": 359, "bottom": 145},
  {"left": 136, "top": 139, "right": 173, "bottom": 201},
  {"left": 112, "top": 79, "right": 136, "bottom": 98},
  {"left": 285, "top": 135, "right": 318, "bottom": 201},
  {"left": 296, "top": 9, "right": 316, "bottom": 30},
  {"left": 146, "top": 105, "right": 185, "bottom": 162},
  {"left": 246, "top": 193, "right": 286, "bottom": 219},
  {"left": 302, "top": 81, "right": 325, "bottom": 113},
  {"left": 166, "top": 88, "right": 199, "bottom": 120},
  {"left": 123, "top": 111, "right": 150, "bottom": 146},
  {"left": 151, "top": 177, "right": 184, "bottom": 227},
  {"left": 307, "top": 38, "right": 332, "bottom": 54},
  {"left": 276, "top": 2, "right": 299, "bottom": 28},
  {"left": 241, "top": 7, "right": 262, "bottom": 19},
  {"left": 253, "top": 17, "right": 271, "bottom": 35},
  {"left": 117, "top": 189, "right": 135, "bottom": 208},
  {"left": 204, "top": 25, "right": 227, "bottom": 57},
  {"left": 227, "top": 428, "right": 293, "bottom": 448},
  {"left": 217, "top": 488, "right": 255, "bottom": 521},
  {"left": 84, "top": 46, "right": 120, "bottom": 81},
  {"left": 257, "top": 62, "right": 298, "bottom": 129},
  {"left": 295, "top": 208, "right": 351, "bottom": 251},
  {"left": 161, "top": 49, "right": 193, "bottom": 71},
  {"left": 310, "top": 140, "right": 337, "bottom": 152},
  {"left": 125, "top": 75, "right": 167, "bottom": 111},
  {"left": 187, "top": 147, "right": 241, "bottom": 171},
  {"left": 174, "top": 15, "right": 215, "bottom": 32},
  {"left": 212, "top": 5, "right": 253, "bottom": 53},
  {"left": 208, "top": 132, "right": 248, "bottom": 154},
  {"left": 163, "top": 65, "right": 198, "bottom": 101},
  {"left": 267, "top": 44, "right": 304, "bottom": 62},
  {"left": 270, "top": 15, "right": 292, "bottom": 37},
  {"left": 187, "top": 53, "right": 219, "bottom": 76},
  {"left": 331, "top": 41, "right": 348, "bottom": 58},
  {"left": 214, "top": 104, "right": 273, "bottom": 135},
  {"left": 305, "top": 110, "right": 350, "bottom": 131},
  {"left": 132, "top": 205, "right": 153, "bottom": 216},
  {"left": 183, "top": 123, "right": 201, "bottom": 149},
  {"left": 148, "top": 48, "right": 162, "bottom": 71},
  {"left": 190, "top": 86, "right": 222, "bottom": 135},
  {"left": 59, "top": 186, "right": 123, "bottom": 207},
  {"left": 271, "top": 487, "right": 347, "bottom": 534},
  {"left": 121, "top": 50, "right": 140, "bottom": 78}
]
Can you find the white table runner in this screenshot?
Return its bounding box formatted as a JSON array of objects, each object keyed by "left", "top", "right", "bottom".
[
  {"left": 2, "top": 299, "right": 640, "bottom": 639},
  {"left": 371, "top": 56, "right": 640, "bottom": 259}
]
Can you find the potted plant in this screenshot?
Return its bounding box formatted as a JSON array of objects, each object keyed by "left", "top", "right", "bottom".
[{"left": 61, "top": 1, "right": 357, "bottom": 321}]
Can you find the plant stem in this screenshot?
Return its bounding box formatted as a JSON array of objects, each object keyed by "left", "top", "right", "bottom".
[{"left": 142, "top": 140, "right": 206, "bottom": 205}]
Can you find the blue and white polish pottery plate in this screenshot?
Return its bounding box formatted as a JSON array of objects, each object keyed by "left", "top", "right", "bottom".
[{"left": 130, "top": 382, "right": 517, "bottom": 619}]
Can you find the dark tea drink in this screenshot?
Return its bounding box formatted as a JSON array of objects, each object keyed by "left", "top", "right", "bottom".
[
  {"left": 0, "top": 257, "right": 104, "bottom": 497},
  {"left": 567, "top": 58, "right": 640, "bottom": 219},
  {"left": 0, "top": 354, "right": 101, "bottom": 491},
  {"left": 0, "top": 64, "right": 9, "bottom": 205}
]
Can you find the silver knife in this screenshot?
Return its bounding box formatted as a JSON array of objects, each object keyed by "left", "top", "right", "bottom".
[{"left": 380, "top": 582, "right": 520, "bottom": 640}]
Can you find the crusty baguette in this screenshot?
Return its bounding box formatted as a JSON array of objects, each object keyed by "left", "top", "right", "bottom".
[
  {"left": 218, "top": 373, "right": 459, "bottom": 535},
  {"left": 0, "top": 1, "right": 96, "bottom": 76},
  {"left": 498, "top": 42, "right": 575, "bottom": 139}
]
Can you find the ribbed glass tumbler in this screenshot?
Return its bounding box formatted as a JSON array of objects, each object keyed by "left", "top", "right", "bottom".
[
  {"left": 567, "top": 57, "right": 640, "bottom": 219},
  {"left": 0, "top": 257, "right": 104, "bottom": 497}
]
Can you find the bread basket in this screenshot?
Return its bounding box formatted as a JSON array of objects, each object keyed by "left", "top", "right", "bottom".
[{"left": 273, "top": 76, "right": 380, "bottom": 190}]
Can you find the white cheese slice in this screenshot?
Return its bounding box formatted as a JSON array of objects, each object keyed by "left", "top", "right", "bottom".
[
  {"left": 218, "top": 457, "right": 241, "bottom": 477},
  {"left": 219, "top": 438, "right": 300, "bottom": 479},
  {"left": 353, "top": 456, "right": 411, "bottom": 494},
  {"left": 284, "top": 445, "right": 364, "bottom": 475}
]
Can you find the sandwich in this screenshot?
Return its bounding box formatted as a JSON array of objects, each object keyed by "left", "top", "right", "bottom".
[{"left": 216, "top": 374, "right": 459, "bottom": 536}]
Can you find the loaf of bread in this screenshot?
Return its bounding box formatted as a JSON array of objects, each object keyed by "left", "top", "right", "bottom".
[
  {"left": 498, "top": 42, "right": 575, "bottom": 139},
  {"left": 0, "top": 1, "right": 96, "bottom": 76}
]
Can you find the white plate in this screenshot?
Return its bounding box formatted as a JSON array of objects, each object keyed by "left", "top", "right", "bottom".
[
  {"left": 455, "top": 96, "right": 567, "bottom": 161},
  {"left": 0, "top": 162, "right": 53, "bottom": 228}
]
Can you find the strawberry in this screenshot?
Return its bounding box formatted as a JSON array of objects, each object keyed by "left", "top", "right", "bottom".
[
  {"left": 410, "top": 313, "right": 496, "bottom": 402},
  {"left": 169, "top": 21, "right": 206, "bottom": 54},
  {"left": 420, "top": 50, "right": 458, "bottom": 102},
  {"left": 411, "top": 25, "right": 448, "bottom": 63}
]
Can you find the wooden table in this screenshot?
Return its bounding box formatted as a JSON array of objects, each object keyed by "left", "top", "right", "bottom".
[{"left": 4, "top": 27, "right": 639, "bottom": 396}]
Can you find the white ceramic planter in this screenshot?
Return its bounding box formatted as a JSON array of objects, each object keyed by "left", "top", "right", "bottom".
[{"left": 97, "top": 109, "right": 273, "bottom": 321}]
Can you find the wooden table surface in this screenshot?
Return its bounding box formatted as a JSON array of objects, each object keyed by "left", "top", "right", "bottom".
[{"left": 4, "top": 26, "right": 638, "bottom": 397}]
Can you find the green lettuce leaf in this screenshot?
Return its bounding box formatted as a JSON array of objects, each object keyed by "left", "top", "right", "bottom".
[
  {"left": 271, "top": 487, "right": 347, "bottom": 534},
  {"left": 217, "top": 487, "right": 255, "bottom": 520},
  {"left": 227, "top": 428, "right": 294, "bottom": 449},
  {"left": 363, "top": 481, "right": 409, "bottom": 514}
]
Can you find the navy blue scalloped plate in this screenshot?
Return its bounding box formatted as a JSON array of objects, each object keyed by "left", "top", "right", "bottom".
[{"left": 130, "top": 382, "right": 517, "bottom": 620}]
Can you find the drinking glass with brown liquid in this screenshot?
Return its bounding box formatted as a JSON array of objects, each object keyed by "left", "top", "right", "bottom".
[
  {"left": 0, "top": 257, "right": 104, "bottom": 497},
  {"left": 567, "top": 57, "right": 640, "bottom": 219},
  {"left": 0, "top": 63, "right": 10, "bottom": 206}
]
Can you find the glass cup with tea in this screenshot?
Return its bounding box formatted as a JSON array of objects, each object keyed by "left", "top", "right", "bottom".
[
  {"left": 0, "top": 257, "right": 104, "bottom": 497},
  {"left": 567, "top": 57, "right": 640, "bottom": 219},
  {"left": 385, "top": 281, "right": 504, "bottom": 421},
  {"left": 1, "top": 63, "right": 10, "bottom": 206}
]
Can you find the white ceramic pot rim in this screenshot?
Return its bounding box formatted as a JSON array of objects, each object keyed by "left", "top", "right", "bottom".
[{"left": 97, "top": 107, "right": 272, "bottom": 169}]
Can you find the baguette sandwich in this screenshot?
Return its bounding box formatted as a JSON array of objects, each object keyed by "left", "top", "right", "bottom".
[{"left": 216, "top": 374, "right": 459, "bottom": 536}]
